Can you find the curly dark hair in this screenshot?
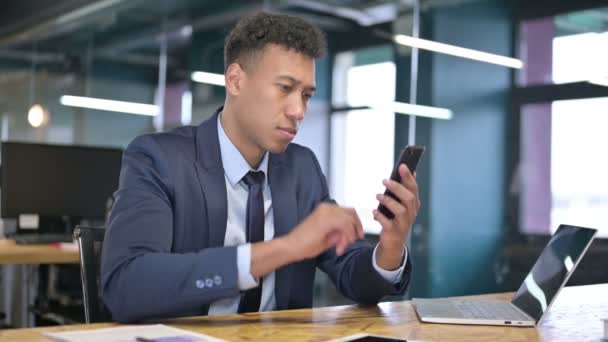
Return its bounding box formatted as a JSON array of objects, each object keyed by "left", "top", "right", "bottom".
[{"left": 224, "top": 12, "right": 326, "bottom": 72}]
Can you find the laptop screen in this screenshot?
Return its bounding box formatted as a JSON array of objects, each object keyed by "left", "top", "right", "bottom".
[{"left": 511, "top": 225, "right": 596, "bottom": 322}]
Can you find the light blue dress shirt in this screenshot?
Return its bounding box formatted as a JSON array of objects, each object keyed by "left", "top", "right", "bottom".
[{"left": 208, "top": 113, "right": 407, "bottom": 315}]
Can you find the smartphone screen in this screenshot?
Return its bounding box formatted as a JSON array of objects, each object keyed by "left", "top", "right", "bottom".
[{"left": 377, "top": 145, "right": 425, "bottom": 219}]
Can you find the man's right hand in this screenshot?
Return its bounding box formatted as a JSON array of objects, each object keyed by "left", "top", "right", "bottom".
[
  {"left": 249, "top": 203, "right": 364, "bottom": 279},
  {"left": 283, "top": 203, "right": 364, "bottom": 260}
]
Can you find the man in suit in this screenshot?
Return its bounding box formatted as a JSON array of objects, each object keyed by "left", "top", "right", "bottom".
[{"left": 101, "top": 12, "right": 420, "bottom": 323}]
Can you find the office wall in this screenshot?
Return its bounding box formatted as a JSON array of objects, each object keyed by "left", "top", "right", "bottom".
[
  {"left": 429, "top": 0, "right": 510, "bottom": 297},
  {"left": 395, "top": 0, "right": 511, "bottom": 297}
]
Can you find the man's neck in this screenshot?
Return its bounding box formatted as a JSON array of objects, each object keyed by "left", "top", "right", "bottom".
[{"left": 220, "top": 103, "right": 265, "bottom": 169}]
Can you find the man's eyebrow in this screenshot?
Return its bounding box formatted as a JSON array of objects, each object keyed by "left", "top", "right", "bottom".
[
  {"left": 277, "top": 75, "right": 316, "bottom": 92},
  {"left": 276, "top": 75, "right": 299, "bottom": 84}
]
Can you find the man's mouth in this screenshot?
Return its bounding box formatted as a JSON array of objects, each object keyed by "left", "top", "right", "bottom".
[{"left": 277, "top": 127, "right": 297, "bottom": 140}]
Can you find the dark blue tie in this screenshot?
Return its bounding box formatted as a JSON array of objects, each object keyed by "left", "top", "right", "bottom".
[{"left": 238, "top": 170, "right": 265, "bottom": 313}]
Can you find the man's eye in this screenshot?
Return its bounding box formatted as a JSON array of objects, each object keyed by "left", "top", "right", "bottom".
[
  {"left": 303, "top": 93, "right": 313, "bottom": 100},
  {"left": 279, "top": 84, "right": 292, "bottom": 92}
]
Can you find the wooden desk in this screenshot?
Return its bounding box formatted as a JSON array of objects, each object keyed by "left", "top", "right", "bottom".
[
  {"left": 0, "top": 239, "right": 79, "bottom": 265},
  {"left": 1, "top": 283, "right": 606, "bottom": 341},
  {"left": 0, "top": 239, "right": 80, "bottom": 327}
]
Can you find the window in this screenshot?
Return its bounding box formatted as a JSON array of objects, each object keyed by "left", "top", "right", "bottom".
[
  {"left": 519, "top": 98, "right": 608, "bottom": 238},
  {"left": 330, "top": 53, "right": 395, "bottom": 234},
  {"left": 518, "top": 6, "right": 608, "bottom": 86},
  {"left": 552, "top": 32, "right": 608, "bottom": 84},
  {"left": 517, "top": 6, "right": 608, "bottom": 237},
  {"left": 551, "top": 97, "right": 608, "bottom": 235}
]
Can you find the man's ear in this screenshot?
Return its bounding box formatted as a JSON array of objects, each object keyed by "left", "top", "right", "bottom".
[{"left": 225, "top": 63, "right": 244, "bottom": 96}]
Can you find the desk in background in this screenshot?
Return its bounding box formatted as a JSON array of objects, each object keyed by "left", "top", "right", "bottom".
[
  {"left": 0, "top": 239, "right": 80, "bottom": 327},
  {"left": 0, "top": 240, "right": 79, "bottom": 265},
  {"left": 1, "top": 284, "right": 606, "bottom": 341}
]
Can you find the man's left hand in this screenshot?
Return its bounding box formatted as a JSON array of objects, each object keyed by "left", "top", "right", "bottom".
[{"left": 373, "top": 164, "right": 420, "bottom": 270}]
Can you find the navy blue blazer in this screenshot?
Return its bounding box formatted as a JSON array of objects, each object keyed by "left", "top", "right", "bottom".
[{"left": 101, "top": 109, "right": 412, "bottom": 322}]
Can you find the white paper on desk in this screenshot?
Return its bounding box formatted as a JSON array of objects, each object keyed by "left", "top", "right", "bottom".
[{"left": 44, "top": 324, "right": 226, "bottom": 342}]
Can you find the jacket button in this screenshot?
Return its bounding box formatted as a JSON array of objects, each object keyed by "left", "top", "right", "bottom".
[
  {"left": 205, "top": 278, "right": 214, "bottom": 288},
  {"left": 214, "top": 275, "right": 222, "bottom": 286},
  {"left": 196, "top": 279, "right": 205, "bottom": 289}
]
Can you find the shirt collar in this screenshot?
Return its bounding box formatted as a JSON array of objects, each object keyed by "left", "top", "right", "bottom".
[{"left": 217, "top": 113, "right": 268, "bottom": 187}]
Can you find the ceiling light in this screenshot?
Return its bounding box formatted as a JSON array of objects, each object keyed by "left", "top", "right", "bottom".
[
  {"left": 60, "top": 95, "right": 159, "bottom": 116},
  {"left": 191, "top": 71, "right": 225, "bottom": 86},
  {"left": 371, "top": 101, "right": 453, "bottom": 120},
  {"left": 27, "top": 104, "right": 49, "bottom": 128},
  {"left": 180, "top": 25, "right": 193, "bottom": 37},
  {"left": 393, "top": 34, "right": 523, "bottom": 69}
]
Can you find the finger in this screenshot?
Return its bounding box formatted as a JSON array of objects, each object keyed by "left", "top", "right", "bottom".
[
  {"left": 383, "top": 179, "right": 418, "bottom": 214},
  {"left": 383, "top": 178, "right": 410, "bottom": 204},
  {"left": 337, "top": 211, "right": 357, "bottom": 244},
  {"left": 373, "top": 209, "right": 394, "bottom": 231},
  {"left": 399, "top": 164, "right": 419, "bottom": 195},
  {"left": 344, "top": 221, "right": 357, "bottom": 245},
  {"left": 344, "top": 207, "right": 364, "bottom": 239},
  {"left": 376, "top": 193, "right": 408, "bottom": 222},
  {"left": 328, "top": 223, "right": 354, "bottom": 254},
  {"left": 336, "top": 234, "right": 349, "bottom": 256},
  {"left": 336, "top": 243, "right": 344, "bottom": 256}
]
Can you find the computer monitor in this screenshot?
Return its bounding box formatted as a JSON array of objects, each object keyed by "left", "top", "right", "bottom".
[{"left": 1, "top": 142, "right": 122, "bottom": 222}]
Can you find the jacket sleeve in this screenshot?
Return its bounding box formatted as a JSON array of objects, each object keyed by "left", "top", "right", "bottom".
[
  {"left": 308, "top": 149, "right": 413, "bottom": 304},
  {"left": 101, "top": 135, "right": 239, "bottom": 323}
]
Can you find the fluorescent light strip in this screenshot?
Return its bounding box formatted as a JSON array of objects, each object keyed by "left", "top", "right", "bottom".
[
  {"left": 191, "top": 71, "right": 225, "bottom": 86},
  {"left": 394, "top": 34, "right": 523, "bottom": 69},
  {"left": 371, "top": 101, "right": 453, "bottom": 120},
  {"left": 60, "top": 95, "right": 160, "bottom": 116},
  {"left": 181, "top": 91, "right": 192, "bottom": 126}
]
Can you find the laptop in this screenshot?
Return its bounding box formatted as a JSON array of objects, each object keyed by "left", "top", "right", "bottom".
[{"left": 413, "top": 224, "right": 597, "bottom": 327}]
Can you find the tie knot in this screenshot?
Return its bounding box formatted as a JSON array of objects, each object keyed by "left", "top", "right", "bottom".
[{"left": 242, "top": 170, "right": 265, "bottom": 187}]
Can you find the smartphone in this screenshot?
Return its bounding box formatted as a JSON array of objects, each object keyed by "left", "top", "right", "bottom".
[{"left": 377, "top": 145, "right": 425, "bottom": 220}]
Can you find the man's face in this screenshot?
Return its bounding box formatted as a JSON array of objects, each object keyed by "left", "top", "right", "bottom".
[{"left": 232, "top": 44, "right": 316, "bottom": 154}]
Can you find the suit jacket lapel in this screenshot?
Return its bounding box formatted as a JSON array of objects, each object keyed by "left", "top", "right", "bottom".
[
  {"left": 194, "top": 109, "right": 228, "bottom": 247},
  {"left": 269, "top": 152, "right": 298, "bottom": 310}
]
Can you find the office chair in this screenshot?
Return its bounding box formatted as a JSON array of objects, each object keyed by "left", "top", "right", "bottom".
[{"left": 73, "top": 226, "right": 111, "bottom": 323}]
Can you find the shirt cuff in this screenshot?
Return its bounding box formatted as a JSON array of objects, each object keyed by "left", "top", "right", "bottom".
[
  {"left": 372, "top": 244, "right": 407, "bottom": 284},
  {"left": 237, "top": 243, "right": 258, "bottom": 290}
]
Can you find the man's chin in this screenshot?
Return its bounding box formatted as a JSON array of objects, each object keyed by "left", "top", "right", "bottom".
[{"left": 267, "top": 142, "right": 290, "bottom": 154}]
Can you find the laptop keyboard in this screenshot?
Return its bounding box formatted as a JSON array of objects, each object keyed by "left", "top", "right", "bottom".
[{"left": 451, "top": 300, "right": 531, "bottom": 320}]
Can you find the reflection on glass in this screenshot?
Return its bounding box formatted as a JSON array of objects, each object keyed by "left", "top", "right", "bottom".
[
  {"left": 511, "top": 225, "right": 596, "bottom": 321},
  {"left": 523, "top": 273, "right": 548, "bottom": 313}
]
